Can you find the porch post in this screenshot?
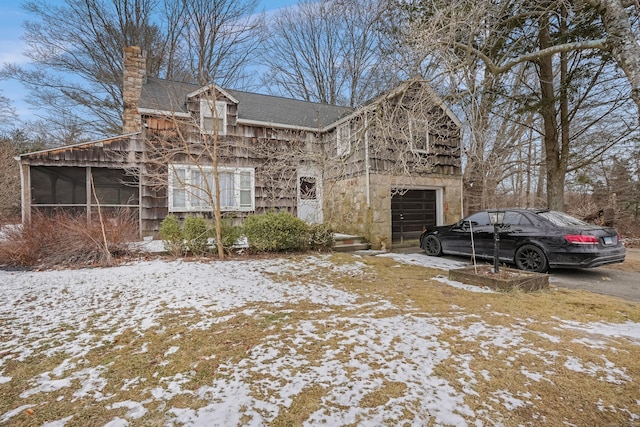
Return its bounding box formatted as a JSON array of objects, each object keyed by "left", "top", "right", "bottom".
[
  {"left": 18, "top": 160, "right": 31, "bottom": 224},
  {"left": 86, "top": 166, "right": 92, "bottom": 225}
]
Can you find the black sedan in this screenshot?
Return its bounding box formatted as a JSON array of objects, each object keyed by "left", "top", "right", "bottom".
[{"left": 419, "top": 209, "right": 626, "bottom": 273}]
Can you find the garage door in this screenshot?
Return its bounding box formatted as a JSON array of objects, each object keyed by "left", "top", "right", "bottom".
[{"left": 391, "top": 190, "right": 437, "bottom": 243}]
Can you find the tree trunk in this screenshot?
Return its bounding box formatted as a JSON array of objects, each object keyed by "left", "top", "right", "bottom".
[
  {"left": 538, "top": 15, "right": 565, "bottom": 211},
  {"left": 587, "top": 0, "right": 640, "bottom": 116}
]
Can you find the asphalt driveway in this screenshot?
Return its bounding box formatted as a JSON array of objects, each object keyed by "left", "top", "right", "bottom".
[{"left": 549, "top": 267, "right": 640, "bottom": 302}]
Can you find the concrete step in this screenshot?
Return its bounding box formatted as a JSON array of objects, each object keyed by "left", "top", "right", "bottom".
[{"left": 332, "top": 234, "right": 371, "bottom": 252}]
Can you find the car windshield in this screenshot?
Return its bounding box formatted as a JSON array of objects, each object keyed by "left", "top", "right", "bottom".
[{"left": 538, "top": 210, "right": 588, "bottom": 227}]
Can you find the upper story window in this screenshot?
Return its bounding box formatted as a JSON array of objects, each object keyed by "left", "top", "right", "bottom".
[
  {"left": 337, "top": 123, "right": 351, "bottom": 156},
  {"left": 409, "top": 119, "right": 430, "bottom": 154},
  {"left": 168, "top": 164, "right": 254, "bottom": 212},
  {"left": 200, "top": 99, "right": 227, "bottom": 135}
]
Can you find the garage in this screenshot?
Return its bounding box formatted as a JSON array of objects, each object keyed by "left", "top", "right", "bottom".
[{"left": 391, "top": 189, "right": 437, "bottom": 243}]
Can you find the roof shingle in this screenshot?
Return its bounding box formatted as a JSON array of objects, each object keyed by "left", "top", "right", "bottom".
[{"left": 140, "top": 77, "right": 353, "bottom": 129}]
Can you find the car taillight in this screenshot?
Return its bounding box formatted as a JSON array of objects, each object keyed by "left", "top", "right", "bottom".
[{"left": 565, "top": 234, "right": 599, "bottom": 245}]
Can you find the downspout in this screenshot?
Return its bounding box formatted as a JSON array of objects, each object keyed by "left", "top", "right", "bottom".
[
  {"left": 461, "top": 175, "right": 464, "bottom": 219},
  {"left": 459, "top": 127, "right": 464, "bottom": 218},
  {"left": 364, "top": 113, "right": 371, "bottom": 207}
]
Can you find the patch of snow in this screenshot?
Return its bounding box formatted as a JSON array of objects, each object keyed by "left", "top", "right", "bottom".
[
  {"left": 0, "top": 224, "right": 21, "bottom": 242},
  {"left": 559, "top": 320, "right": 640, "bottom": 343},
  {"left": 103, "top": 417, "right": 129, "bottom": 427},
  {"left": 378, "top": 252, "right": 469, "bottom": 270},
  {"left": 108, "top": 400, "right": 149, "bottom": 420},
  {"left": 164, "top": 346, "right": 179, "bottom": 356},
  {"left": 41, "top": 415, "right": 74, "bottom": 427},
  {"left": 432, "top": 275, "right": 495, "bottom": 293},
  {"left": 0, "top": 404, "right": 36, "bottom": 424}
]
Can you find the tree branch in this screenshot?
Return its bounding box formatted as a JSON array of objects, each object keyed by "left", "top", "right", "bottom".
[{"left": 452, "top": 39, "right": 608, "bottom": 75}]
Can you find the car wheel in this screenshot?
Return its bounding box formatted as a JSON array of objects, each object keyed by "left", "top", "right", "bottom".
[
  {"left": 422, "top": 235, "right": 443, "bottom": 256},
  {"left": 514, "top": 244, "right": 548, "bottom": 273}
]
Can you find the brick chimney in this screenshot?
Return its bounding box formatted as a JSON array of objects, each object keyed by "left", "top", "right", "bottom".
[{"left": 123, "top": 46, "right": 146, "bottom": 134}]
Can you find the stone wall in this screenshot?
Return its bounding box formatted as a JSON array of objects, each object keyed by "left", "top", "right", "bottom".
[
  {"left": 323, "top": 174, "right": 371, "bottom": 239},
  {"left": 324, "top": 173, "right": 462, "bottom": 249}
]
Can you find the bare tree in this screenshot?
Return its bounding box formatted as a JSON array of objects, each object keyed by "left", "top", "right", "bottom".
[
  {"left": 1, "top": 0, "right": 264, "bottom": 139},
  {"left": 0, "top": 92, "right": 17, "bottom": 128},
  {"left": 569, "top": 0, "right": 640, "bottom": 115},
  {"left": 1, "top": 0, "right": 181, "bottom": 137},
  {"left": 261, "top": 0, "right": 391, "bottom": 107},
  {"left": 177, "top": 0, "right": 264, "bottom": 88},
  {"left": 396, "top": 0, "right": 639, "bottom": 211}
]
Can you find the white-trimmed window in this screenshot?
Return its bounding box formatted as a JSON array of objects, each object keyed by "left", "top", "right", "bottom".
[
  {"left": 337, "top": 123, "right": 351, "bottom": 156},
  {"left": 409, "top": 119, "right": 430, "bottom": 154},
  {"left": 200, "top": 99, "right": 227, "bottom": 135},
  {"left": 169, "top": 164, "right": 254, "bottom": 212}
]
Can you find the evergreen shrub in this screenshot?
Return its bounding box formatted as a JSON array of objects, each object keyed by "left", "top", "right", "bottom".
[
  {"left": 183, "top": 216, "right": 210, "bottom": 255},
  {"left": 159, "top": 214, "right": 184, "bottom": 256},
  {"left": 243, "top": 210, "right": 309, "bottom": 252}
]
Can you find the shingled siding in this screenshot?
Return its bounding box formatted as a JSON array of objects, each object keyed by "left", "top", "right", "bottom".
[{"left": 138, "top": 122, "right": 322, "bottom": 235}]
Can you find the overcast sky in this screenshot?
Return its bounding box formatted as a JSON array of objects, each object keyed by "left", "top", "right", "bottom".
[{"left": 0, "top": 0, "right": 298, "bottom": 123}]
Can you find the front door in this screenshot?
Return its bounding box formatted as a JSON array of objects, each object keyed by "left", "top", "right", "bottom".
[{"left": 297, "top": 169, "right": 322, "bottom": 223}]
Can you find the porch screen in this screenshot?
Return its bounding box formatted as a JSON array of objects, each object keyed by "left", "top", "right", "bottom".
[
  {"left": 31, "top": 166, "right": 138, "bottom": 206},
  {"left": 31, "top": 166, "right": 87, "bottom": 205}
]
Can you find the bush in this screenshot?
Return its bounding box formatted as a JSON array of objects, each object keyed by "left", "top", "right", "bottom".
[
  {"left": 184, "top": 216, "right": 210, "bottom": 255},
  {"left": 243, "top": 210, "right": 309, "bottom": 252},
  {"left": 0, "top": 209, "right": 138, "bottom": 268},
  {"left": 215, "top": 218, "right": 243, "bottom": 253},
  {"left": 308, "top": 223, "right": 334, "bottom": 250},
  {"left": 159, "top": 214, "right": 184, "bottom": 256}
]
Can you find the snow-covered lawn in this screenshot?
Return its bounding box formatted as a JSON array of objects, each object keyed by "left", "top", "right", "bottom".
[{"left": 1, "top": 252, "right": 639, "bottom": 426}]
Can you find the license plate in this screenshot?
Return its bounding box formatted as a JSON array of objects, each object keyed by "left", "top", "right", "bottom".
[{"left": 603, "top": 236, "right": 613, "bottom": 245}]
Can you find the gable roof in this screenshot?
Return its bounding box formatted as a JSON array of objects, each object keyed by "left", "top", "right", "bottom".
[
  {"left": 336, "top": 77, "right": 462, "bottom": 130},
  {"left": 140, "top": 77, "right": 353, "bottom": 129}
]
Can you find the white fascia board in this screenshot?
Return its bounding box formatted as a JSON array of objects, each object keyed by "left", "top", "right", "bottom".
[
  {"left": 236, "top": 118, "right": 320, "bottom": 132},
  {"left": 138, "top": 108, "right": 191, "bottom": 118},
  {"left": 187, "top": 84, "right": 239, "bottom": 104}
]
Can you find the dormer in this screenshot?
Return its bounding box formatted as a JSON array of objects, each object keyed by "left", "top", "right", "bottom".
[{"left": 186, "top": 84, "right": 239, "bottom": 136}]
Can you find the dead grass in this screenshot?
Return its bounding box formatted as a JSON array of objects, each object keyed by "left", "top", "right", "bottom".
[{"left": 1, "top": 253, "right": 639, "bottom": 426}]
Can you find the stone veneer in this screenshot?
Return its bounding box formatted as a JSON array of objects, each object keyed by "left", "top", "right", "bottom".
[{"left": 323, "top": 173, "right": 462, "bottom": 249}]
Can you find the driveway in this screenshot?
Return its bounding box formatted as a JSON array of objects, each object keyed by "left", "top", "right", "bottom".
[
  {"left": 549, "top": 267, "right": 640, "bottom": 302},
  {"left": 392, "top": 247, "right": 640, "bottom": 303}
]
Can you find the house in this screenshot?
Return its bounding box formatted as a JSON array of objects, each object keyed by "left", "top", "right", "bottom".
[{"left": 17, "top": 46, "right": 462, "bottom": 249}]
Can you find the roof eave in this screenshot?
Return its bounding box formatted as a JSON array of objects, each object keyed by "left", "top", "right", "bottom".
[
  {"left": 139, "top": 108, "right": 191, "bottom": 118},
  {"left": 236, "top": 118, "right": 321, "bottom": 132},
  {"left": 187, "top": 84, "right": 239, "bottom": 104},
  {"left": 17, "top": 132, "right": 141, "bottom": 160}
]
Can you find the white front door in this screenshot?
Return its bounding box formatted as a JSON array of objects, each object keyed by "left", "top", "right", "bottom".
[{"left": 297, "top": 168, "right": 323, "bottom": 223}]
